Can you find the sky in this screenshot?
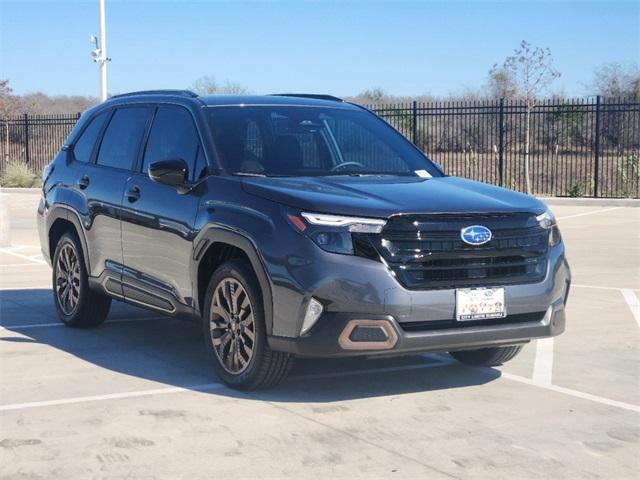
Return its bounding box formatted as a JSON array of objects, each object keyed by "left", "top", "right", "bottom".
[{"left": 1, "top": 0, "right": 638, "bottom": 98}]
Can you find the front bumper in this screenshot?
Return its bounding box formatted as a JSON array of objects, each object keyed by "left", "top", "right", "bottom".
[
  {"left": 269, "top": 301, "right": 566, "bottom": 358},
  {"left": 266, "top": 238, "right": 570, "bottom": 357}
]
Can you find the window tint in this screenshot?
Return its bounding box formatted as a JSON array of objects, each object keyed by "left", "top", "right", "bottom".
[
  {"left": 207, "top": 106, "right": 441, "bottom": 177},
  {"left": 332, "top": 117, "right": 408, "bottom": 172},
  {"left": 73, "top": 111, "right": 109, "bottom": 163},
  {"left": 143, "top": 107, "right": 203, "bottom": 181},
  {"left": 97, "top": 107, "right": 151, "bottom": 170}
]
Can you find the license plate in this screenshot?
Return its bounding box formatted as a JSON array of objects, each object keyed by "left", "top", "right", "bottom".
[{"left": 456, "top": 287, "right": 506, "bottom": 321}]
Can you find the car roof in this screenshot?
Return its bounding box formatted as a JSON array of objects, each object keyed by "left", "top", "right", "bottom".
[
  {"left": 201, "top": 94, "right": 356, "bottom": 109},
  {"left": 103, "top": 90, "right": 360, "bottom": 110}
]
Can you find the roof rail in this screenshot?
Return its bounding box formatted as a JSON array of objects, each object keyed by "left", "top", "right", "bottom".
[
  {"left": 270, "top": 93, "right": 344, "bottom": 102},
  {"left": 110, "top": 90, "right": 199, "bottom": 99}
]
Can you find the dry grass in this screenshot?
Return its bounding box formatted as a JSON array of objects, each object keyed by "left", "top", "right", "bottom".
[{"left": 1, "top": 161, "right": 42, "bottom": 188}]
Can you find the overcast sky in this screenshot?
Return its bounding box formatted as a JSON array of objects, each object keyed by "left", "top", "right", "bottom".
[{"left": 1, "top": 0, "right": 638, "bottom": 98}]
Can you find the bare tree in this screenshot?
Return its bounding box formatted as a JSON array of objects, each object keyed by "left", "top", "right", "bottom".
[
  {"left": 0, "top": 80, "right": 20, "bottom": 119},
  {"left": 191, "top": 75, "right": 250, "bottom": 95},
  {"left": 487, "top": 65, "right": 518, "bottom": 99},
  {"left": 588, "top": 62, "right": 639, "bottom": 99},
  {"left": 495, "top": 41, "right": 561, "bottom": 194}
]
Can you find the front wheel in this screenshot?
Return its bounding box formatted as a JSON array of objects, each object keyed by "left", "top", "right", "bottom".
[
  {"left": 449, "top": 345, "right": 524, "bottom": 366},
  {"left": 203, "top": 259, "right": 293, "bottom": 390}
]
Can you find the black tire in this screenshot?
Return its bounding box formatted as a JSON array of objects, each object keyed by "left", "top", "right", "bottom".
[
  {"left": 449, "top": 345, "right": 523, "bottom": 366},
  {"left": 52, "top": 232, "right": 111, "bottom": 328},
  {"left": 203, "top": 259, "right": 293, "bottom": 390}
]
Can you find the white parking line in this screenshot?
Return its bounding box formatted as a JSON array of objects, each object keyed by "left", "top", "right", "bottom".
[
  {"left": 500, "top": 372, "right": 640, "bottom": 413},
  {"left": 0, "top": 383, "right": 225, "bottom": 412},
  {"left": 571, "top": 285, "right": 640, "bottom": 327},
  {"left": 572, "top": 284, "right": 633, "bottom": 291},
  {"left": 0, "top": 361, "right": 455, "bottom": 412},
  {"left": 532, "top": 338, "right": 554, "bottom": 385},
  {"left": 0, "top": 316, "right": 166, "bottom": 331},
  {"left": 0, "top": 286, "right": 51, "bottom": 291},
  {"left": 621, "top": 289, "right": 640, "bottom": 328},
  {"left": 0, "top": 248, "right": 47, "bottom": 264},
  {"left": 0, "top": 263, "right": 46, "bottom": 267},
  {"left": 556, "top": 207, "right": 622, "bottom": 221}
]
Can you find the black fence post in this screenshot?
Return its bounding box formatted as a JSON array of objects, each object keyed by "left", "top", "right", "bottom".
[
  {"left": 412, "top": 101, "right": 418, "bottom": 146},
  {"left": 593, "top": 95, "right": 601, "bottom": 198},
  {"left": 23, "top": 113, "right": 30, "bottom": 164},
  {"left": 498, "top": 98, "right": 505, "bottom": 187}
]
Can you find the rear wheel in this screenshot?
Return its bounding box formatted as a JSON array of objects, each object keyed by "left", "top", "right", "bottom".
[
  {"left": 52, "top": 232, "right": 111, "bottom": 327},
  {"left": 449, "top": 345, "right": 524, "bottom": 366},
  {"left": 203, "top": 259, "right": 293, "bottom": 390}
]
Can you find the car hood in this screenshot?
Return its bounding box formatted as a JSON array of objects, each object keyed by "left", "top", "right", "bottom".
[{"left": 241, "top": 175, "right": 547, "bottom": 217}]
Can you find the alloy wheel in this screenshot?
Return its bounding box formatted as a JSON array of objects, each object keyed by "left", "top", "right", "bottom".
[
  {"left": 209, "top": 277, "right": 256, "bottom": 374},
  {"left": 56, "top": 244, "right": 81, "bottom": 315}
]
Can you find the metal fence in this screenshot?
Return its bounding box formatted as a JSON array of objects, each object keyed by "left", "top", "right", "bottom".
[
  {"left": 1, "top": 112, "right": 80, "bottom": 177},
  {"left": 1, "top": 97, "right": 639, "bottom": 197},
  {"left": 369, "top": 97, "right": 639, "bottom": 198}
]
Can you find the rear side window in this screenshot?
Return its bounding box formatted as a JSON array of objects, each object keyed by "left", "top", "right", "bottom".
[
  {"left": 143, "top": 107, "right": 203, "bottom": 181},
  {"left": 73, "top": 111, "right": 109, "bottom": 163},
  {"left": 97, "top": 107, "right": 152, "bottom": 170}
]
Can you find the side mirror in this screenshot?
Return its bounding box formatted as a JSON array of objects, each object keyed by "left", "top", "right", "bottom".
[{"left": 148, "top": 159, "right": 189, "bottom": 192}]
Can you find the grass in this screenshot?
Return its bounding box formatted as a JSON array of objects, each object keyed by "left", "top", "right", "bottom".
[{"left": 0, "top": 161, "right": 42, "bottom": 188}]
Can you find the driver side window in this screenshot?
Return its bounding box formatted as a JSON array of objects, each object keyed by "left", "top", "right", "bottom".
[{"left": 143, "top": 107, "right": 204, "bottom": 181}]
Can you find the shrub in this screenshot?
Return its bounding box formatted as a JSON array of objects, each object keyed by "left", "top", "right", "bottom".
[{"left": 0, "top": 161, "right": 42, "bottom": 188}]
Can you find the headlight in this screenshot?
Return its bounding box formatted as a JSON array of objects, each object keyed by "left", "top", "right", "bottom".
[
  {"left": 300, "top": 213, "right": 386, "bottom": 233},
  {"left": 536, "top": 209, "right": 561, "bottom": 246},
  {"left": 42, "top": 163, "right": 54, "bottom": 184},
  {"left": 287, "top": 211, "right": 387, "bottom": 254}
]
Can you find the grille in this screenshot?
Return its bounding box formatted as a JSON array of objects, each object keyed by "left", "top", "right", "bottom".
[{"left": 365, "top": 213, "right": 549, "bottom": 290}]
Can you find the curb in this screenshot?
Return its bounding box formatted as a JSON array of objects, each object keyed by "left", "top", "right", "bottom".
[
  {"left": 0, "top": 187, "right": 41, "bottom": 194},
  {"left": 538, "top": 197, "right": 640, "bottom": 207}
]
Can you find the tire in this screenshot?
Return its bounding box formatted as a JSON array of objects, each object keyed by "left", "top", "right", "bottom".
[
  {"left": 203, "top": 259, "right": 293, "bottom": 390},
  {"left": 449, "top": 345, "right": 524, "bottom": 367},
  {"left": 52, "top": 232, "right": 111, "bottom": 328}
]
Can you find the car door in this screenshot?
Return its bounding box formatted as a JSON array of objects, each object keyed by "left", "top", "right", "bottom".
[
  {"left": 71, "top": 106, "right": 152, "bottom": 296},
  {"left": 120, "top": 105, "right": 207, "bottom": 313}
]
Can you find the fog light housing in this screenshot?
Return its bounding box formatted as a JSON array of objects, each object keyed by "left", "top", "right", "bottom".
[{"left": 300, "top": 298, "right": 323, "bottom": 335}]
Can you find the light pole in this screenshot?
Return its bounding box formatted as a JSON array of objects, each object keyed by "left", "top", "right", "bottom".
[{"left": 90, "top": 0, "right": 110, "bottom": 101}]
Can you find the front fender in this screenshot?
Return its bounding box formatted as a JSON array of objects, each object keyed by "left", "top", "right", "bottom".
[{"left": 192, "top": 226, "right": 275, "bottom": 335}]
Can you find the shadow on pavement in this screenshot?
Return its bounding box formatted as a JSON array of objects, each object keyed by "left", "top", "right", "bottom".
[{"left": 1, "top": 289, "right": 500, "bottom": 403}]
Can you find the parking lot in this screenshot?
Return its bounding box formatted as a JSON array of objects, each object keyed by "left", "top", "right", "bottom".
[{"left": 0, "top": 190, "right": 638, "bottom": 479}]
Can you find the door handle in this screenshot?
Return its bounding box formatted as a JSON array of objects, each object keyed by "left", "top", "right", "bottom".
[
  {"left": 126, "top": 186, "right": 141, "bottom": 203},
  {"left": 77, "top": 175, "right": 90, "bottom": 189}
]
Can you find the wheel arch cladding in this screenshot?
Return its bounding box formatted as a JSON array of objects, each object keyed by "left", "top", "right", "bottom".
[
  {"left": 48, "top": 207, "right": 91, "bottom": 272},
  {"left": 195, "top": 228, "right": 274, "bottom": 335}
]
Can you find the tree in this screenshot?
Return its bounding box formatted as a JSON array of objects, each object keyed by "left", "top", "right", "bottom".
[
  {"left": 0, "top": 80, "right": 20, "bottom": 119},
  {"left": 588, "top": 63, "right": 640, "bottom": 99},
  {"left": 487, "top": 66, "right": 518, "bottom": 99},
  {"left": 191, "top": 75, "right": 250, "bottom": 95},
  {"left": 494, "top": 41, "right": 561, "bottom": 194}
]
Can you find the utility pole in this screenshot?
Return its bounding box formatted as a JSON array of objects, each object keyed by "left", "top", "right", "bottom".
[{"left": 90, "top": 0, "right": 110, "bottom": 101}]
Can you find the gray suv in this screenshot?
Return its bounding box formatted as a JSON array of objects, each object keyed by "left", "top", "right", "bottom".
[{"left": 38, "top": 91, "right": 571, "bottom": 389}]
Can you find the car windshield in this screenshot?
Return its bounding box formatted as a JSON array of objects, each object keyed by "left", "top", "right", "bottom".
[{"left": 206, "top": 105, "right": 442, "bottom": 177}]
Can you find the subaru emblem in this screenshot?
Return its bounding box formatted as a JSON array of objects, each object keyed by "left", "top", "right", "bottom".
[{"left": 460, "top": 225, "right": 492, "bottom": 245}]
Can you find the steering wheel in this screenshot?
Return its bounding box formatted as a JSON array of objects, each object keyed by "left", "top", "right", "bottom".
[{"left": 330, "top": 161, "right": 366, "bottom": 172}]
